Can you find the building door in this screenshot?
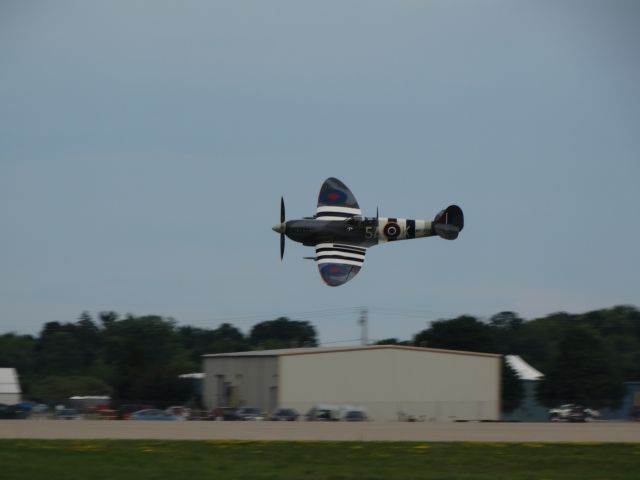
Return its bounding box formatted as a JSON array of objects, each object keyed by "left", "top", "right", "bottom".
[
  {"left": 215, "top": 375, "right": 225, "bottom": 406},
  {"left": 269, "top": 386, "right": 278, "bottom": 413}
]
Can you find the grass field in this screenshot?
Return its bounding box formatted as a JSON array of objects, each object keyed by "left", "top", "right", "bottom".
[{"left": 1, "top": 440, "right": 638, "bottom": 480}]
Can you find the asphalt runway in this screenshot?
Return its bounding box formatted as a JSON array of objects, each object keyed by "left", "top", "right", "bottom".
[{"left": 1, "top": 420, "right": 639, "bottom": 442}]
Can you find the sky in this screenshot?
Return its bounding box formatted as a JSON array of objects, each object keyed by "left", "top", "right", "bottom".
[{"left": 1, "top": 0, "right": 638, "bottom": 345}]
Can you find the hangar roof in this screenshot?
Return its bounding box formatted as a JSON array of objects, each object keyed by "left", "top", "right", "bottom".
[
  {"left": 505, "top": 354, "right": 544, "bottom": 380},
  {"left": 203, "top": 344, "right": 500, "bottom": 359}
]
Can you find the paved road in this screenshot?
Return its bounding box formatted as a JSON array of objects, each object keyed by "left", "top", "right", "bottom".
[{"left": 1, "top": 420, "right": 639, "bottom": 442}]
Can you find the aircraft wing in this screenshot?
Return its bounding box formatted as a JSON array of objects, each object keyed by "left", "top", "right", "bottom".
[
  {"left": 315, "top": 243, "right": 366, "bottom": 287},
  {"left": 315, "top": 177, "right": 362, "bottom": 220}
]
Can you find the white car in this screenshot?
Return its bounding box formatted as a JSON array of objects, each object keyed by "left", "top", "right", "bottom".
[{"left": 549, "top": 404, "right": 599, "bottom": 422}]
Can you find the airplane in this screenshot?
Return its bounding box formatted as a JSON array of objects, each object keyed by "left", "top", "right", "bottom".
[{"left": 272, "top": 177, "right": 464, "bottom": 287}]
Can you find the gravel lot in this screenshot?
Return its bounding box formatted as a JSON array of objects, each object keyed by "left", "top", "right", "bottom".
[{"left": 1, "top": 420, "right": 639, "bottom": 442}]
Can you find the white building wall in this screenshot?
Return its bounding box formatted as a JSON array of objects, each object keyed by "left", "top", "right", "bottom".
[
  {"left": 202, "top": 356, "right": 278, "bottom": 412},
  {"left": 0, "top": 368, "right": 21, "bottom": 405},
  {"left": 279, "top": 348, "right": 500, "bottom": 422}
]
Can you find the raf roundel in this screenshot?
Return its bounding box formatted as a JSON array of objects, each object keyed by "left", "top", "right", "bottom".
[
  {"left": 320, "top": 188, "right": 347, "bottom": 205},
  {"left": 383, "top": 222, "right": 401, "bottom": 240}
]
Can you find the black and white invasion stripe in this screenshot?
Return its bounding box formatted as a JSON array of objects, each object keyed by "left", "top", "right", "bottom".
[
  {"left": 314, "top": 206, "right": 362, "bottom": 221},
  {"left": 314, "top": 243, "right": 366, "bottom": 267}
]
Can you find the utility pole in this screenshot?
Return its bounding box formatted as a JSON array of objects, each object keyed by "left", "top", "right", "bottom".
[{"left": 358, "top": 307, "right": 368, "bottom": 346}]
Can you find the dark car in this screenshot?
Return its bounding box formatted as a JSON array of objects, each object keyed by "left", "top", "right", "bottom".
[
  {"left": 343, "top": 410, "right": 368, "bottom": 422},
  {"left": 55, "top": 408, "right": 82, "bottom": 420},
  {"left": 0, "top": 403, "right": 29, "bottom": 419},
  {"left": 270, "top": 408, "right": 299, "bottom": 421},
  {"left": 210, "top": 407, "right": 240, "bottom": 421},
  {"left": 236, "top": 406, "right": 265, "bottom": 421}
]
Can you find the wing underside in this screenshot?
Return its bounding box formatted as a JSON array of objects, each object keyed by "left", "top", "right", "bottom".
[
  {"left": 315, "top": 243, "right": 366, "bottom": 287},
  {"left": 315, "top": 177, "right": 362, "bottom": 220}
]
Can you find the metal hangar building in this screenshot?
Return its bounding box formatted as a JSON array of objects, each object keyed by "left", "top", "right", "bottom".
[
  {"left": 202, "top": 345, "right": 501, "bottom": 422},
  {"left": 0, "top": 368, "right": 22, "bottom": 405}
]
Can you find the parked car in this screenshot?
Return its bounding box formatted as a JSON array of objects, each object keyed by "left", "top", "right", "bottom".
[
  {"left": 236, "top": 406, "right": 265, "bottom": 421},
  {"left": 55, "top": 408, "right": 82, "bottom": 420},
  {"left": 117, "top": 404, "right": 155, "bottom": 420},
  {"left": 549, "top": 404, "right": 599, "bottom": 422},
  {"left": 210, "top": 407, "right": 240, "bottom": 421},
  {"left": 0, "top": 403, "right": 29, "bottom": 419},
  {"left": 269, "top": 408, "right": 299, "bottom": 421},
  {"left": 32, "top": 403, "right": 49, "bottom": 414},
  {"left": 305, "top": 404, "right": 341, "bottom": 421},
  {"left": 343, "top": 410, "right": 368, "bottom": 421},
  {"left": 165, "top": 405, "right": 190, "bottom": 420},
  {"left": 129, "top": 409, "right": 179, "bottom": 420}
]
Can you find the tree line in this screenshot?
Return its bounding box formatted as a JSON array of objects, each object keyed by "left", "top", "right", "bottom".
[
  {"left": 0, "top": 313, "right": 317, "bottom": 407},
  {"left": 377, "top": 305, "right": 640, "bottom": 411},
  {"left": 0, "top": 305, "right": 638, "bottom": 411}
]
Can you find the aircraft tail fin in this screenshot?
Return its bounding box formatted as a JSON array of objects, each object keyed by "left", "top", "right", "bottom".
[{"left": 433, "top": 205, "right": 464, "bottom": 240}]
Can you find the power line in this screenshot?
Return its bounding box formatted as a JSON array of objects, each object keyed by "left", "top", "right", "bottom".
[
  {"left": 319, "top": 338, "right": 362, "bottom": 346},
  {"left": 201, "top": 306, "right": 446, "bottom": 325},
  {"left": 201, "top": 306, "right": 361, "bottom": 324},
  {"left": 358, "top": 307, "right": 368, "bottom": 346}
]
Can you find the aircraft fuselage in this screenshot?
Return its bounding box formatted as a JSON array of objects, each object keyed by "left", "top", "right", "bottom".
[{"left": 283, "top": 216, "right": 435, "bottom": 248}]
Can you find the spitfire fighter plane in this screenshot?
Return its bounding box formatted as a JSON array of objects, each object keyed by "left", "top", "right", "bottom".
[{"left": 272, "top": 177, "right": 464, "bottom": 287}]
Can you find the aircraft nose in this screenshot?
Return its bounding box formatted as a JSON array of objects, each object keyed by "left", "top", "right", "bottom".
[{"left": 272, "top": 223, "right": 286, "bottom": 234}]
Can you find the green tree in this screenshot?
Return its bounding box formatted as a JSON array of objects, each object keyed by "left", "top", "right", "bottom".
[
  {"left": 249, "top": 317, "right": 317, "bottom": 349},
  {"left": 501, "top": 358, "right": 524, "bottom": 413},
  {"left": 30, "top": 375, "right": 113, "bottom": 402},
  {"left": 206, "top": 323, "right": 249, "bottom": 354},
  {"left": 99, "top": 311, "right": 119, "bottom": 328},
  {"left": 102, "top": 315, "right": 195, "bottom": 402},
  {"left": 578, "top": 305, "right": 640, "bottom": 381},
  {"left": 0, "top": 333, "right": 36, "bottom": 372},
  {"left": 178, "top": 326, "right": 215, "bottom": 362},
  {"left": 177, "top": 323, "right": 249, "bottom": 358},
  {"left": 413, "top": 315, "right": 497, "bottom": 353},
  {"left": 536, "top": 325, "right": 625, "bottom": 409},
  {"left": 488, "top": 311, "right": 525, "bottom": 355},
  {"left": 34, "top": 322, "right": 85, "bottom": 375},
  {"left": 0, "top": 333, "right": 37, "bottom": 394},
  {"left": 75, "top": 312, "right": 101, "bottom": 365}
]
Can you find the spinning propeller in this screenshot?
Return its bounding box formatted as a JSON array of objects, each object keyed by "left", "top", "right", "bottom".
[{"left": 272, "top": 197, "right": 287, "bottom": 259}]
